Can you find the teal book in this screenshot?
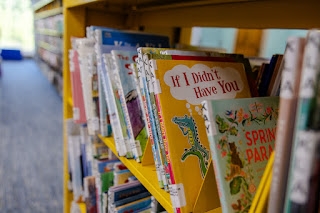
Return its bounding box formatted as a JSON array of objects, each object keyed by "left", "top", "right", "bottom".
[{"left": 202, "top": 96, "right": 279, "bottom": 213}]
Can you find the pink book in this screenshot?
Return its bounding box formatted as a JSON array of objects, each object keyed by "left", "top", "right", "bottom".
[{"left": 70, "top": 49, "right": 87, "bottom": 124}]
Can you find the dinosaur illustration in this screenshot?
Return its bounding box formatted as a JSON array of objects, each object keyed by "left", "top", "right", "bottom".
[{"left": 172, "top": 115, "right": 209, "bottom": 178}]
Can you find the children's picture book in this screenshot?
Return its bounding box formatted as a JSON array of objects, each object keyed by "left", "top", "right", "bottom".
[
  {"left": 151, "top": 59, "right": 252, "bottom": 212},
  {"left": 202, "top": 96, "right": 279, "bottom": 213},
  {"left": 94, "top": 28, "right": 170, "bottom": 159},
  {"left": 111, "top": 49, "right": 148, "bottom": 162}
]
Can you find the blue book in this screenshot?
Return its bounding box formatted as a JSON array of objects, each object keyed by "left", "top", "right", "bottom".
[
  {"left": 108, "top": 181, "right": 148, "bottom": 203},
  {"left": 114, "top": 196, "right": 152, "bottom": 213},
  {"left": 114, "top": 191, "right": 151, "bottom": 207},
  {"left": 258, "top": 54, "right": 281, "bottom": 96},
  {"left": 96, "top": 159, "right": 120, "bottom": 174}
]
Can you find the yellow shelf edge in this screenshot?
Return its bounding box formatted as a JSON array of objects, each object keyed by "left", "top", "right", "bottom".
[
  {"left": 64, "top": 0, "right": 105, "bottom": 9},
  {"left": 100, "top": 135, "right": 174, "bottom": 213}
]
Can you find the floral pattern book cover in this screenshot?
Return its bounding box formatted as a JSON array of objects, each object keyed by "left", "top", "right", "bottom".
[{"left": 204, "top": 96, "right": 279, "bottom": 213}]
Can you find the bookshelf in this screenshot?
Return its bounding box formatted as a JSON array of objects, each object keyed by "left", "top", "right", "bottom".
[
  {"left": 33, "top": 0, "right": 63, "bottom": 96},
  {"left": 62, "top": 0, "right": 320, "bottom": 212}
]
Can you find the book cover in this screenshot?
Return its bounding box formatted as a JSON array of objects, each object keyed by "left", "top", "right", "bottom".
[
  {"left": 111, "top": 49, "right": 148, "bottom": 162},
  {"left": 203, "top": 96, "right": 279, "bottom": 213},
  {"left": 113, "top": 169, "right": 133, "bottom": 186},
  {"left": 151, "top": 59, "right": 251, "bottom": 212},
  {"left": 267, "top": 37, "right": 305, "bottom": 213}
]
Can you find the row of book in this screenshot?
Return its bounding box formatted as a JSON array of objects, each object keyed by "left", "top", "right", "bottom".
[
  {"left": 66, "top": 119, "right": 166, "bottom": 213},
  {"left": 67, "top": 26, "right": 278, "bottom": 213},
  {"left": 67, "top": 25, "right": 319, "bottom": 213}
]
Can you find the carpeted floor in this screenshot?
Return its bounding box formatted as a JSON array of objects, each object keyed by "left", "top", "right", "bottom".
[{"left": 0, "top": 59, "right": 63, "bottom": 213}]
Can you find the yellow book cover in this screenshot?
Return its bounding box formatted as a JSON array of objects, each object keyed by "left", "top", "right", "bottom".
[{"left": 151, "top": 59, "right": 251, "bottom": 212}]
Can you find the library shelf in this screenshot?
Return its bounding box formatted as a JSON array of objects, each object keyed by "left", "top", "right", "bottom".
[{"left": 62, "top": 0, "right": 320, "bottom": 212}]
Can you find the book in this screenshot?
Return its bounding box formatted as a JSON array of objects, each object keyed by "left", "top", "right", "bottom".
[
  {"left": 267, "top": 36, "right": 305, "bottom": 213},
  {"left": 113, "top": 169, "right": 133, "bottom": 186},
  {"left": 137, "top": 47, "right": 175, "bottom": 190},
  {"left": 145, "top": 51, "right": 243, "bottom": 190},
  {"left": 202, "top": 96, "right": 279, "bottom": 213},
  {"left": 151, "top": 59, "right": 251, "bottom": 212},
  {"left": 284, "top": 29, "right": 320, "bottom": 213},
  {"left": 108, "top": 180, "right": 149, "bottom": 205},
  {"left": 258, "top": 54, "right": 282, "bottom": 97},
  {"left": 66, "top": 119, "right": 84, "bottom": 202},
  {"left": 94, "top": 28, "right": 170, "bottom": 159},
  {"left": 68, "top": 49, "right": 87, "bottom": 124},
  {"left": 111, "top": 49, "right": 148, "bottom": 162},
  {"left": 74, "top": 37, "right": 100, "bottom": 135},
  {"left": 113, "top": 196, "right": 152, "bottom": 213},
  {"left": 113, "top": 191, "right": 151, "bottom": 207},
  {"left": 266, "top": 54, "right": 284, "bottom": 96},
  {"left": 84, "top": 176, "right": 98, "bottom": 213}
]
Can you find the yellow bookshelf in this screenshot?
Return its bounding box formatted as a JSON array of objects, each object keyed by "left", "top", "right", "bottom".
[{"left": 62, "top": 0, "right": 320, "bottom": 212}]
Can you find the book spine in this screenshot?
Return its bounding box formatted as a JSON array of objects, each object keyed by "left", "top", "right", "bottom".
[
  {"left": 137, "top": 48, "right": 164, "bottom": 189},
  {"left": 151, "top": 59, "right": 183, "bottom": 213},
  {"left": 147, "top": 56, "right": 170, "bottom": 188},
  {"left": 268, "top": 37, "right": 305, "bottom": 213},
  {"left": 112, "top": 53, "right": 139, "bottom": 162},
  {"left": 78, "top": 39, "right": 100, "bottom": 135},
  {"left": 113, "top": 191, "right": 151, "bottom": 207},
  {"left": 112, "top": 184, "right": 148, "bottom": 203},
  {"left": 93, "top": 30, "right": 114, "bottom": 138},
  {"left": 284, "top": 29, "right": 320, "bottom": 213},
  {"left": 131, "top": 60, "right": 150, "bottom": 138},
  {"left": 108, "top": 59, "right": 133, "bottom": 159},
  {"left": 101, "top": 54, "right": 127, "bottom": 157},
  {"left": 258, "top": 54, "right": 278, "bottom": 97}
]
